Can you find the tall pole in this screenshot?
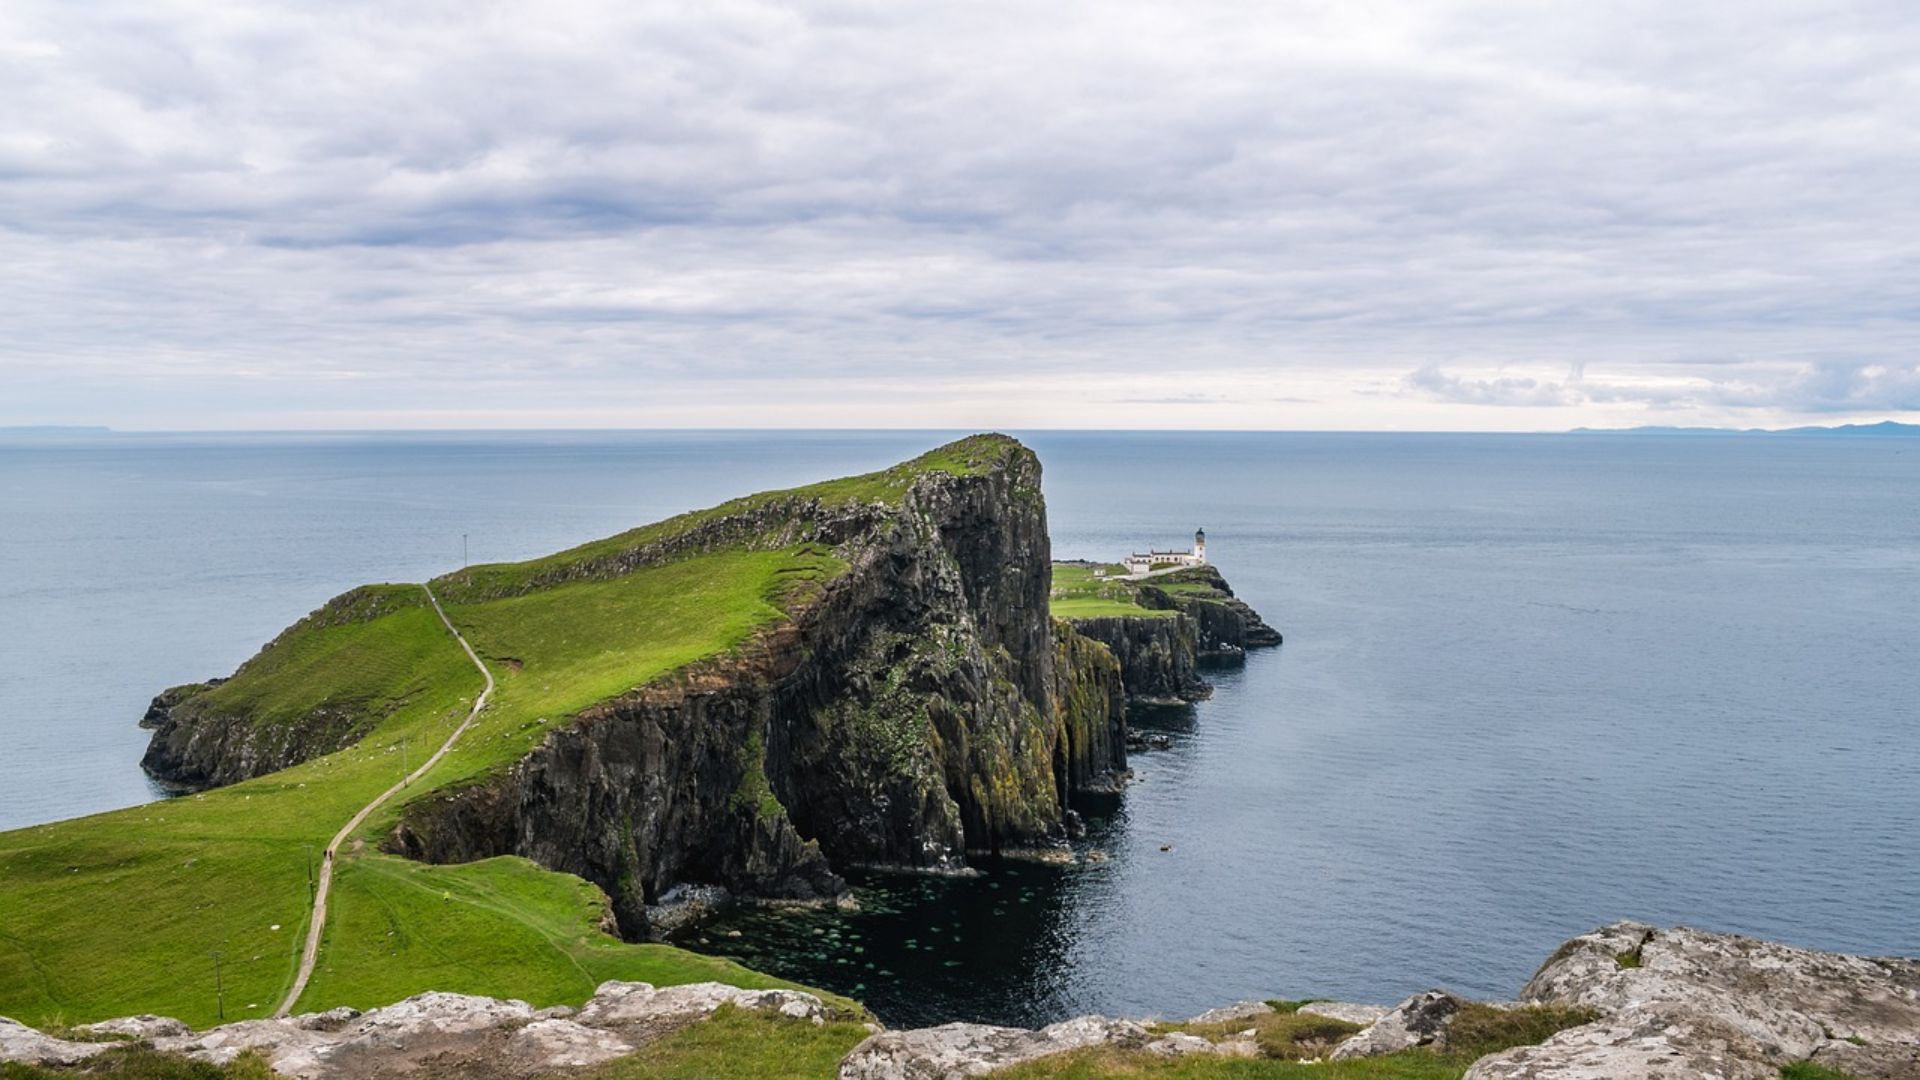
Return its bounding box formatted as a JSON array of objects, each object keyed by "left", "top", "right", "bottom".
[
  {"left": 305, "top": 844, "right": 315, "bottom": 905},
  {"left": 210, "top": 950, "right": 225, "bottom": 1022},
  {"left": 462, "top": 533, "right": 468, "bottom": 568}
]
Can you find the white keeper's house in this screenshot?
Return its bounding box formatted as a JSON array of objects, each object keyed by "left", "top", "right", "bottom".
[{"left": 1122, "top": 528, "right": 1207, "bottom": 575}]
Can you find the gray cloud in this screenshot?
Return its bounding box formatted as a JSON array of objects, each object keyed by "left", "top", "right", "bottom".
[{"left": 1, "top": 0, "right": 1917, "bottom": 428}]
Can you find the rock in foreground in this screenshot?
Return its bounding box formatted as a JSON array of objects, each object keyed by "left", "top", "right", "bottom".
[
  {"left": 6, "top": 923, "right": 1915, "bottom": 1078},
  {"left": 1462, "top": 921, "right": 1920, "bottom": 1079}
]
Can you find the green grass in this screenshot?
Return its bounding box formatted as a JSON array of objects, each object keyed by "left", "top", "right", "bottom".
[
  {"left": 438, "top": 433, "right": 1023, "bottom": 601},
  {"left": 0, "top": 546, "right": 846, "bottom": 1028},
  {"left": 1049, "top": 564, "right": 1179, "bottom": 620},
  {"left": 296, "top": 854, "right": 858, "bottom": 1016},
  {"left": 384, "top": 544, "right": 845, "bottom": 810},
  {"left": 1780, "top": 1064, "right": 1865, "bottom": 1080},
  {"left": 0, "top": 436, "right": 1011, "bottom": 1029},
  {"left": 180, "top": 585, "right": 443, "bottom": 743},
  {"left": 1441, "top": 1003, "right": 1596, "bottom": 1061},
  {"left": 582, "top": 1003, "right": 872, "bottom": 1080}
]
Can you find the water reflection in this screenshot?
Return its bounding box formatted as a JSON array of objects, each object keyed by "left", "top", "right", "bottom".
[{"left": 679, "top": 860, "right": 1087, "bottom": 1027}]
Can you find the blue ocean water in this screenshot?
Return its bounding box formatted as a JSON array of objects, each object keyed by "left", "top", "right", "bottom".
[{"left": 3, "top": 430, "right": 1916, "bottom": 1021}]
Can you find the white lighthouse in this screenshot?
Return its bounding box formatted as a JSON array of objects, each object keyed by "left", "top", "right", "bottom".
[{"left": 1122, "top": 529, "right": 1209, "bottom": 574}]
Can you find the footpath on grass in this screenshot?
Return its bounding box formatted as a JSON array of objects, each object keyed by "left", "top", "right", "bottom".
[{"left": 274, "top": 583, "right": 495, "bottom": 1017}]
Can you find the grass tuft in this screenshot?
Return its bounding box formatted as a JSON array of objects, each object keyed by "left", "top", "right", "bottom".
[
  {"left": 579, "top": 1003, "right": 872, "bottom": 1080},
  {"left": 1441, "top": 1003, "right": 1597, "bottom": 1061},
  {"left": 1780, "top": 1064, "right": 1866, "bottom": 1080}
]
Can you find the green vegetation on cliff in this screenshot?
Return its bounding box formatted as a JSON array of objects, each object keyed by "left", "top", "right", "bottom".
[
  {"left": 0, "top": 427, "right": 1003, "bottom": 1029},
  {"left": 1048, "top": 563, "right": 1181, "bottom": 619}
]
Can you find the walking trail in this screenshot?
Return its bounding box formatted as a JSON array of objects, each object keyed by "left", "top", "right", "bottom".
[{"left": 274, "top": 583, "right": 495, "bottom": 1018}]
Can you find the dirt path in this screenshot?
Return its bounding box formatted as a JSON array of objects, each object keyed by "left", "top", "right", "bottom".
[{"left": 274, "top": 583, "right": 495, "bottom": 1018}]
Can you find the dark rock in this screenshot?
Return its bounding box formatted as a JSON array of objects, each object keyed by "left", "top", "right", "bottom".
[{"left": 1330, "top": 990, "right": 1463, "bottom": 1059}]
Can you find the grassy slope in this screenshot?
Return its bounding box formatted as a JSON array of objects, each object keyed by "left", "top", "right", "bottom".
[
  {"left": 0, "top": 432, "right": 1023, "bottom": 1029},
  {"left": 1048, "top": 563, "right": 1181, "bottom": 619}
]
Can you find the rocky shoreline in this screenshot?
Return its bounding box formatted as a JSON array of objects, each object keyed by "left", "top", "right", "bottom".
[{"left": 8, "top": 922, "right": 1915, "bottom": 1078}]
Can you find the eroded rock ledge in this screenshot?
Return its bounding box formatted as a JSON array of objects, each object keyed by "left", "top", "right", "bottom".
[{"left": 10, "top": 923, "right": 1914, "bottom": 1079}]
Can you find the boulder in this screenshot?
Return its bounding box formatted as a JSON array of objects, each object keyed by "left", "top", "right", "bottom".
[
  {"left": 77, "top": 1014, "right": 191, "bottom": 1040},
  {"left": 0, "top": 1017, "right": 112, "bottom": 1066},
  {"left": 1182, "top": 1000, "right": 1272, "bottom": 1026},
  {"left": 151, "top": 1018, "right": 335, "bottom": 1071},
  {"left": 1522, "top": 921, "right": 1920, "bottom": 1064},
  {"left": 153, "top": 992, "right": 533, "bottom": 1078},
  {"left": 577, "top": 980, "right": 830, "bottom": 1029},
  {"left": 1144, "top": 1032, "right": 1217, "bottom": 1057},
  {"left": 505, "top": 1018, "right": 635, "bottom": 1070},
  {"left": 1330, "top": 990, "right": 1462, "bottom": 1059},
  {"left": 838, "top": 1015, "right": 1148, "bottom": 1079},
  {"left": 1463, "top": 1006, "right": 1779, "bottom": 1080},
  {"left": 1298, "top": 1001, "right": 1390, "bottom": 1026}
]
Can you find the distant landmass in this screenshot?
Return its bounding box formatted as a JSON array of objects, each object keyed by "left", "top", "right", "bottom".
[{"left": 1571, "top": 420, "right": 1920, "bottom": 437}]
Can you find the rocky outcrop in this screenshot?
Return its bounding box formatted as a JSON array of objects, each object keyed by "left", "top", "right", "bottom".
[
  {"left": 838, "top": 1015, "right": 1150, "bottom": 1079},
  {"left": 1062, "top": 565, "right": 1280, "bottom": 706},
  {"left": 140, "top": 586, "right": 428, "bottom": 790},
  {"left": 1064, "top": 614, "right": 1209, "bottom": 703},
  {"left": 0, "top": 981, "right": 840, "bottom": 1079},
  {"left": 10, "top": 925, "right": 1915, "bottom": 1078},
  {"left": 1142, "top": 566, "right": 1283, "bottom": 655},
  {"left": 385, "top": 437, "right": 1131, "bottom": 936},
  {"left": 141, "top": 698, "right": 366, "bottom": 792},
  {"left": 1459, "top": 921, "right": 1920, "bottom": 1078},
  {"left": 1330, "top": 991, "right": 1463, "bottom": 1060},
  {"left": 0, "top": 1017, "right": 110, "bottom": 1067}
]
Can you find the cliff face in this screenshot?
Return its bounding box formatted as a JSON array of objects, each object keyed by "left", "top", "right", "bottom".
[
  {"left": 1064, "top": 566, "right": 1282, "bottom": 705},
  {"left": 1062, "top": 615, "right": 1208, "bottom": 704},
  {"left": 140, "top": 692, "right": 360, "bottom": 791},
  {"left": 384, "top": 439, "right": 1130, "bottom": 936}
]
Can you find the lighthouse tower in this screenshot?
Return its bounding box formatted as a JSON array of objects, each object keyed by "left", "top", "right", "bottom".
[{"left": 1193, "top": 528, "right": 1207, "bottom": 563}]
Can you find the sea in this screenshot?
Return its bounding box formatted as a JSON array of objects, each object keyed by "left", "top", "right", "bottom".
[{"left": 3, "top": 430, "right": 1916, "bottom": 1025}]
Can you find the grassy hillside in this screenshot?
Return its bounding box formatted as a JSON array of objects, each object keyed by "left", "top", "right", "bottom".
[
  {"left": 1048, "top": 563, "right": 1182, "bottom": 619},
  {"left": 0, "top": 431, "right": 976, "bottom": 1029}
]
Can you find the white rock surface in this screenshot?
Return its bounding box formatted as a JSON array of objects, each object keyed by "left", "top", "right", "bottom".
[
  {"left": 151, "top": 1018, "right": 335, "bottom": 1070},
  {"left": 77, "top": 1014, "right": 192, "bottom": 1040},
  {"left": 1463, "top": 1006, "right": 1778, "bottom": 1080},
  {"left": 578, "top": 980, "right": 831, "bottom": 1028},
  {"left": 506, "top": 1018, "right": 635, "bottom": 1069},
  {"left": 1144, "top": 1031, "right": 1218, "bottom": 1057},
  {"left": 1523, "top": 921, "right": 1920, "bottom": 1059},
  {"left": 1182, "top": 1000, "right": 1272, "bottom": 1026},
  {"left": 1298, "top": 1001, "right": 1391, "bottom": 1026},
  {"left": 0, "top": 1017, "right": 112, "bottom": 1066},
  {"left": 838, "top": 1015, "right": 1148, "bottom": 1079},
  {"left": 1470, "top": 921, "right": 1920, "bottom": 1078}
]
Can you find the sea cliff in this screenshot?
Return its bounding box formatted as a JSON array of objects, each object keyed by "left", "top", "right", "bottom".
[
  {"left": 135, "top": 436, "right": 1261, "bottom": 940},
  {"left": 1055, "top": 564, "right": 1282, "bottom": 705}
]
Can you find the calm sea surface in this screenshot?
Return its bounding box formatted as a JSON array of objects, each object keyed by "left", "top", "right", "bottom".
[{"left": 3, "top": 431, "right": 1916, "bottom": 1024}]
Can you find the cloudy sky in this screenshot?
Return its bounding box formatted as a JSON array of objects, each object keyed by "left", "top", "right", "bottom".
[{"left": 4, "top": 1, "right": 1916, "bottom": 430}]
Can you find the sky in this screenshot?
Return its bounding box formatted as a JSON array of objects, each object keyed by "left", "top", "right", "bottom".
[{"left": 3, "top": 0, "right": 1917, "bottom": 431}]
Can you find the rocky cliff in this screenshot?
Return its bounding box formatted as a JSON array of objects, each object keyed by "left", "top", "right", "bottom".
[
  {"left": 139, "top": 585, "right": 440, "bottom": 790},
  {"left": 1062, "top": 566, "right": 1281, "bottom": 705},
  {"left": 366, "top": 436, "right": 1129, "bottom": 935}
]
